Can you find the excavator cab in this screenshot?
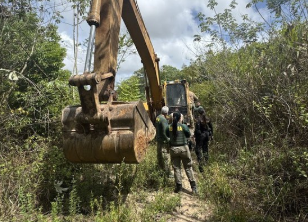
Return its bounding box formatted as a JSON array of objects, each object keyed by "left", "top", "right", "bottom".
[
  {"left": 164, "top": 80, "right": 193, "bottom": 127},
  {"left": 61, "top": 0, "right": 161, "bottom": 164}
]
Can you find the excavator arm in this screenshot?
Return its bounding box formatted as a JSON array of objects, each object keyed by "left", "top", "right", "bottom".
[
  {"left": 122, "top": 0, "right": 164, "bottom": 116},
  {"left": 61, "top": 0, "right": 162, "bottom": 164}
]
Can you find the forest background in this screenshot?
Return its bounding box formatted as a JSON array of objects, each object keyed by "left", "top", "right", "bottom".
[{"left": 0, "top": 0, "right": 308, "bottom": 221}]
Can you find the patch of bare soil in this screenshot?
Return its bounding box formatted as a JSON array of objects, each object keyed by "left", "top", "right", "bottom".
[
  {"left": 127, "top": 166, "right": 213, "bottom": 222},
  {"left": 165, "top": 169, "right": 212, "bottom": 222}
]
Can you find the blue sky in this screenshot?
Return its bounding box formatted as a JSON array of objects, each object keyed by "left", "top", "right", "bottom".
[{"left": 52, "top": 0, "right": 270, "bottom": 84}]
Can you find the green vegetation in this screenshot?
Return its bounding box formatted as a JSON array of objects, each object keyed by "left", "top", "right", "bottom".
[
  {"left": 187, "top": 0, "right": 308, "bottom": 221},
  {"left": 1, "top": 0, "right": 308, "bottom": 221}
]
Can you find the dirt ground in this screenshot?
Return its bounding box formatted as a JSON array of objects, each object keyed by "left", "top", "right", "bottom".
[
  {"left": 126, "top": 149, "right": 213, "bottom": 221},
  {"left": 128, "top": 165, "right": 213, "bottom": 222},
  {"left": 165, "top": 169, "right": 212, "bottom": 222}
]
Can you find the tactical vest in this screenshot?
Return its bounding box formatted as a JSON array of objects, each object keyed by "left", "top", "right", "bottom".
[
  {"left": 155, "top": 114, "right": 168, "bottom": 142},
  {"left": 169, "top": 124, "right": 188, "bottom": 146}
]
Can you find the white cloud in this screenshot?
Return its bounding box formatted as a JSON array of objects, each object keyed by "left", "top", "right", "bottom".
[
  {"left": 59, "top": 32, "right": 87, "bottom": 75},
  {"left": 56, "top": 0, "right": 270, "bottom": 84}
]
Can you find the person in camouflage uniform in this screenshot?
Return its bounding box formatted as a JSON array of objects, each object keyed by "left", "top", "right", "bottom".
[
  {"left": 194, "top": 108, "right": 213, "bottom": 172},
  {"left": 166, "top": 112, "right": 197, "bottom": 194},
  {"left": 155, "top": 106, "right": 173, "bottom": 178},
  {"left": 193, "top": 101, "right": 204, "bottom": 121},
  {"left": 188, "top": 90, "right": 198, "bottom": 125}
]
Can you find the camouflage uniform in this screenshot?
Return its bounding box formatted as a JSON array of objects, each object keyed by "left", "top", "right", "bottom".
[
  {"left": 155, "top": 114, "right": 172, "bottom": 177},
  {"left": 193, "top": 104, "right": 204, "bottom": 121},
  {"left": 188, "top": 91, "right": 198, "bottom": 110},
  {"left": 166, "top": 122, "right": 197, "bottom": 193},
  {"left": 188, "top": 91, "right": 198, "bottom": 126},
  {"left": 194, "top": 115, "right": 213, "bottom": 172},
  {"left": 187, "top": 91, "right": 198, "bottom": 150}
]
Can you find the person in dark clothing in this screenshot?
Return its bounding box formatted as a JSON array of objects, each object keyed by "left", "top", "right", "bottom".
[
  {"left": 194, "top": 108, "right": 213, "bottom": 172},
  {"left": 166, "top": 112, "right": 198, "bottom": 194}
]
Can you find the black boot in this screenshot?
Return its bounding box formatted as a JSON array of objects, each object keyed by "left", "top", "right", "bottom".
[
  {"left": 174, "top": 183, "right": 182, "bottom": 193},
  {"left": 199, "top": 165, "right": 204, "bottom": 172},
  {"left": 190, "top": 181, "right": 198, "bottom": 194}
]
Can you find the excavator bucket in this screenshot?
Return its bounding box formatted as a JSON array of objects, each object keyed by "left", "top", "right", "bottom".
[
  {"left": 62, "top": 101, "right": 156, "bottom": 163},
  {"left": 60, "top": 0, "right": 162, "bottom": 164}
]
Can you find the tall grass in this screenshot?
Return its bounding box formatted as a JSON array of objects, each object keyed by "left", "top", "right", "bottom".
[
  {"left": 0, "top": 139, "right": 180, "bottom": 221},
  {"left": 196, "top": 133, "right": 308, "bottom": 222}
]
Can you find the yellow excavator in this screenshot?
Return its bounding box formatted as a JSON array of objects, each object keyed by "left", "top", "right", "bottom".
[{"left": 61, "top": 0, "right": 192, "bottom": 164}]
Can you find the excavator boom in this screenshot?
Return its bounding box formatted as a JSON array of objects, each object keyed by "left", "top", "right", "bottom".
[{"left": 122, "top": 0, "right": 163, "bottom": 112}]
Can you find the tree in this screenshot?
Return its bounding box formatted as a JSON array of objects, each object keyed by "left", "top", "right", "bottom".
[
  {"left": 160, "top": 65, "right": 181, "bottom": 82},
  {"left": 117, "top": 31, "right": 137, "bottom": 70},
  {"left": 191, "top": 0, "right": 308, "bottom": 220},
  {"left": 0, "top": 4, "right": 76, "bottom": 141},
  {"left": 117, "top": 74, "right": 144, "bottom": 101}
]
